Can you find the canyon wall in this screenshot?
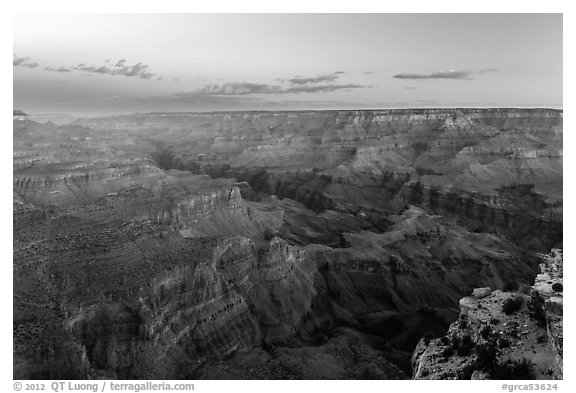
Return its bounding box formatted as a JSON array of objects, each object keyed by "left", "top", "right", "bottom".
[{"left": 14, "top": 108, "right": 562, "bottom": 379}]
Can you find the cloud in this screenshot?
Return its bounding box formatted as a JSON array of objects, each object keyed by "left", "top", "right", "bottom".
[
  {"left": 21, "top": 62, "right": 40, "bottom": 69},
  {"left": 286, "top": 72, "right": 341, "bottom": 85},
  {"left": 283, "top": 71, "right": 348, "bottom": 85},
  {"left": 15, "top": 54, "right": 159, "bottom": 80},
  {"left": 196, "top": 82, "right": 283, "bottom": 95},
  {"left": 72, "top": 60, "right": 156, "bottom": 79},
  {"left": 285, "top": 83, "right": 365, "bottom": 93},
  {"left": 44, "top": 66, "right": 71, "bottom": 73},
  {"left": 393, "top": 68, "right": 502, "bottom": 80},
  {"left": 132, "top": 73, "right": 369, "bottom": 112},
  {"left": 187, "top": 80, "right": 367, "bottom": 96},
  {"left": 393, "top": 70, "right": 472, "bottom": 80},
  {"left": 13, "top": 55, "right": 30, "bottom": 66},
  {"left": 13, "top": 55, "right": 39, "bottom": 68},
  {"left": 478, "top": 68, "right": 501, "bottom": 74},
  {"left": 187, "top": 72, "right": 367, "bottom": 96}
]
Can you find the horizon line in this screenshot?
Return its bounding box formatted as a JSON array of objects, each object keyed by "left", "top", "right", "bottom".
[{"left": 17, "top": 106, "right": 564, "bottom": 119}]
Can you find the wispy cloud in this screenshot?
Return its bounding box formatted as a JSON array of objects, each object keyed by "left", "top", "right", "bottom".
[
  {"left": 15, "top": 54, "right": 159, "bottom": 80},
  {"left": 13, "top": 55, "right": 39, "bottom": 68},
  {"left": 44, "top": 66, "right": 71, "bottom": 73},
  {"left": 283, "top": 72, "right": 344, "bottom": 85},
  {"left": 72, "top": 59, "right": 157, "bottom": 79},
  {"left": 191, "top": 72, "right": 367, "bottom": 96},
  {"left": 393, "top": 68, "right": 502, "bottom": 80},
  {"left": 187, "top": 80, "right": 366, "bottom": 96},
  {"left": 13, "top": 55, "right": 30, "bottom": 66},
  {"left": 478, "top": 68, "right": 501, "bottom": 74},
  {"left": 133, "top": 71, "right": 368, "bottom": 111},
  {"left": 286, "top": 83, "right": 364, "bottom": 93},
  {"left": 195, "top": 82, "right": 282, "bottom": 95},
  {"left": 21, "top": 62, "right": 40, "bottom": 69},
  {"left": 393, "top": 70, "right": 472, "bottom": 80}
]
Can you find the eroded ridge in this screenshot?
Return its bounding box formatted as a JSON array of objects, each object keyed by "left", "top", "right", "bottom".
[{"left": 14, "top": 109, "right": 562, "bottom": 379}]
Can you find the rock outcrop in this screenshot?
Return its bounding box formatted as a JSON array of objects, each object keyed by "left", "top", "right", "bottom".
[
  {"left": 412, "top": 249, "right": 563, "bottom": 380},
  {"left": 532, "top": 249, "right": 563, "bottom": 376}
]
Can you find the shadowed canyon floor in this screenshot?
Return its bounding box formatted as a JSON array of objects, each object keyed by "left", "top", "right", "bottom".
[{"left": 13, "top": 109, "right": 562, "bottom": 379}]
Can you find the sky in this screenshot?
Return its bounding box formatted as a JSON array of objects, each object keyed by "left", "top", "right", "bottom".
[{"left": 13, "top": 13, "right": 563, "bottom": 116}]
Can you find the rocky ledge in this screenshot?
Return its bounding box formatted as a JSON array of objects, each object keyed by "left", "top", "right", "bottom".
[{"left": 412, "top": 249, "right": 563, "bottom": 380}]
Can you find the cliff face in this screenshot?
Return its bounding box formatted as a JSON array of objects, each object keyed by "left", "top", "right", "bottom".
[
  {"left": 85, "top": 108, "right": 562, "bottom": 251},
  {"left": 13, "top": 178, "right": 308, "bottom": 378},
  {"left": 532, "top": 249, "right": 563, "bottom": 376},
  {"left": 412, "top": 249, "right": 563, "bottom": 380},
  {"left": 399, "top": 182, "right": 562, "bottom": 251},
  {"left": 14, "top": 109, "right": 562, "bottom": 379}
]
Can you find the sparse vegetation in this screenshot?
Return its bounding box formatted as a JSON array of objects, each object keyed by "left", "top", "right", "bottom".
[
  {"left": 458, "top": 314, "right": 468, "bottom": 329},
  {"left": 502, "top": 296, "right": 524, "bottom": 315},
  {"left": 475, "top": 341, "right": 499, "bottom": 372},
  {"left": 451, "top": 336, "right": 461, "bottom": 350},
  {"left": 552, "top": 282, "right": 563, "bottom": 292},
  {"left": 472, "top": 336, "right": 536, "bottom": 380},
  {"left": 528, "top": 293, "right": 547, "bottom": 327},
  {"left": 441, "top": 346, "right": 455, "bottom": 358},
  {"left": 457, "top": 335, "right": 475, "bottom": 356},
  {"left": 480, "top": 325, "right": 492, "bottom": 340},
  {"left": 457, "top": 363, "right": 476, "bottom": 380},
  {"left": 497, "top": 337, "right": 511, "bottom": 349},
  {"left": 492, "top": 358, "right": 536, "bottom": 380}
]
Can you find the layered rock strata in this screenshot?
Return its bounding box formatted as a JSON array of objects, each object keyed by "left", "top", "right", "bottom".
[{"left": 14, "top": 109, "right": 562, "bottom": 379}]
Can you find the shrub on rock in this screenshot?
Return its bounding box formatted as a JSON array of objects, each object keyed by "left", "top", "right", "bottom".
[{"left": 502, "top": 296, "right": 524, "bottom": 315}]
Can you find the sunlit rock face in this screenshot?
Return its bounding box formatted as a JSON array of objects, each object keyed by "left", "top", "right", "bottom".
[{"left": 14, "top": 108, "right": 562, "bottom": 379}]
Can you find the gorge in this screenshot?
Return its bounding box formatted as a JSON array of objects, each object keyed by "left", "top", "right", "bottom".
[{"left": 13, "top": 108, "right": 562, "bottom": 379}]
